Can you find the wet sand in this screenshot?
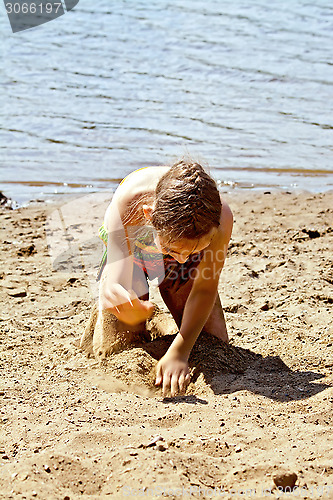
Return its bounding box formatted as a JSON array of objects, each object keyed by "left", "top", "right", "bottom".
[{"left": 0, "top": 191, "right": 332, "bottom": 499}]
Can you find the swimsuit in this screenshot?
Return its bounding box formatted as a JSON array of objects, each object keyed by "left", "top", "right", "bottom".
[{"left": 97, "top": 222, "right": 203, "bottom": 289}]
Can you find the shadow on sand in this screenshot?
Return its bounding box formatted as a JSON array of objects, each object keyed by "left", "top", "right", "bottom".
[
  {"left": 82, "top": 304, "right": 330, "bottom": 403},
  {"left": 137, "top": 331, "right": 330, "bottom": 403}
]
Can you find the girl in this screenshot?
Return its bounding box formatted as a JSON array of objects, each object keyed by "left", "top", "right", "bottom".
[{"left": 97, "top": 159, "right": 233, "bottom": 396}]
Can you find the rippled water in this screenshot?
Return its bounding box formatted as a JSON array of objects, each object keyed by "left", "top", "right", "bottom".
[{"left": 1, "top": 0, "right": 333, "bottom": 204}]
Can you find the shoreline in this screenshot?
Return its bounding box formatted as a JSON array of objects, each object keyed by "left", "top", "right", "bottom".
[
  {"left": 2, "top": 182, "right": 333, "bottom": 212},
  {"left": 1, "top": 165, "right": 333, "bottom": 210},
  {"left": 0, "top": 190, "right": 332, "bottom": 498}
]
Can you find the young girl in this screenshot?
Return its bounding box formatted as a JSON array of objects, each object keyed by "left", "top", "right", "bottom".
[{"left": 97, "top": 159, "right": 233, "bottom": 397}]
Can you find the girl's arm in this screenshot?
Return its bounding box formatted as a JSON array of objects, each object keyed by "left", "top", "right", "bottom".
[
  {"left": 99, "top": 191, "right": 154, "bottom": 324},
  {"left": 102, "top": 195, "right": 134, "bottom": 292},
  {"left": 155, "top": 203, "right": 233, "bottom": 395}
]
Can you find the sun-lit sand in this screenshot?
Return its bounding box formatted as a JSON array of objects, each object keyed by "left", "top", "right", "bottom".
[{"left": 0, "top": 191, "right": 332, "bottom": 498}]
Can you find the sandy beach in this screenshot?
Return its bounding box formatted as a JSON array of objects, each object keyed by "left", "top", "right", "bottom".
[{"left": 0, "top": 190, "right": 332, "bottom": 499}]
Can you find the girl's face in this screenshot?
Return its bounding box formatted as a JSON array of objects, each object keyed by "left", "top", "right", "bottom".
[{"left": 155, "top": 228, "right": 216, "bottom": 264}]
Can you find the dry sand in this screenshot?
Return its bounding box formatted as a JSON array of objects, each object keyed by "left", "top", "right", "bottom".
[{"left": 0, "top": 190, "right": 332, "bottom": 499}]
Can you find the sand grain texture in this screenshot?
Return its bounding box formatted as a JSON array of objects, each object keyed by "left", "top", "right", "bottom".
[{"left": 0, "top": 191, "right": 332, "bottom": 499}]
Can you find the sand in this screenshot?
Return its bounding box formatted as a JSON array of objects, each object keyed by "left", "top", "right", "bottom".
[{"left": 0, "top": 190, "right": 332, "bottom": 499}]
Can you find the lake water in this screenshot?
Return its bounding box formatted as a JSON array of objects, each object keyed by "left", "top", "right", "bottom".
[{"left": 1, "top": 0, "right": 333, "bottom": 205}]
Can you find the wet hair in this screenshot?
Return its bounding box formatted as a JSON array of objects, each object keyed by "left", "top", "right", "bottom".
[{"left": 151, "top": 159, "right": 222, "bottom": 242}]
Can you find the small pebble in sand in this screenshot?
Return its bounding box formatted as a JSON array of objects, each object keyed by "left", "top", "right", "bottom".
[
  {"left": 7, "top": 289, "right": 27, "bottom": 298},
  {"left": 273, "top": 472, "right": 297, "bottom": 489},
  {"left": 146, "top": 435, "right": 164, "bottom": 448}
]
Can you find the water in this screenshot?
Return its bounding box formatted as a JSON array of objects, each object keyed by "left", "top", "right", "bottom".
[{"left": 1, "top": 0, "right": 333, "bottom": 205}]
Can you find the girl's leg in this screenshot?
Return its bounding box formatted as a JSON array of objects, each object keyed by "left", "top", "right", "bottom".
[{"left": 159, "top": 278, "right": 228, "bottom": 343}]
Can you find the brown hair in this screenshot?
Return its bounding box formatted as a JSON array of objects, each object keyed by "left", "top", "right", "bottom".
[{"left": 151, "top": 159, "right": 221, "bottom": 242}]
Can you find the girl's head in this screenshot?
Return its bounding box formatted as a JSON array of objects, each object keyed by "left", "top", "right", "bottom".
[{"left": 149, "top": 159, "right": 222, "bottom": 248}]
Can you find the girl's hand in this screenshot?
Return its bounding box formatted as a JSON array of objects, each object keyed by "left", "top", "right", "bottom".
[
  {"left": 155, "top": 351, "right": 191, "bottom": 397},
  {"left": 101, "top": 284, "right": 154, "bottom": 326}
]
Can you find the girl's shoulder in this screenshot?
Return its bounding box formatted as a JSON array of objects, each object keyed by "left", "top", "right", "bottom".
[
  {"left": 118, "top": 166, "right": 170, "bottom": 195},
  {"left": 104, "top": 166, "right": 170, "bottom": 227},
  {"left": 211, "top": 198, "right": 233, "bottom": 248},
  {"left": 220, "top": 198, "right": 233, "bottom": 227}
]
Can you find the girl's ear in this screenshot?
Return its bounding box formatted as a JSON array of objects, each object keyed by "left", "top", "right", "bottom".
[{"left": 142, "top": 204, "right": 153, "bottom": 221}]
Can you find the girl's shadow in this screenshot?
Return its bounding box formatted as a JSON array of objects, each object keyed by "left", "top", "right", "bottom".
[{"left": 139, "top": 331, "right": 329, "bottom": 403}]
